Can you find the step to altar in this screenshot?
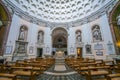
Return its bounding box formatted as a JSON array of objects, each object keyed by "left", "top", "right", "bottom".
[{"left": 55, "top": 57, "right": 65, "bottom": 64}]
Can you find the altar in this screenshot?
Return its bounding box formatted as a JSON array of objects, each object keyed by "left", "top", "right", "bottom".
[
  {"left": 55, "top": 51, "right": 65, "bottom": 58},
  {"left": 55, "top": 51, "right": 65, "bottom": 64}
]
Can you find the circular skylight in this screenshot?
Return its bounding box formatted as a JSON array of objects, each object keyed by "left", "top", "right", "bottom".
[{"left": 10, "top": 0, "right": 112, "bottom": 23}]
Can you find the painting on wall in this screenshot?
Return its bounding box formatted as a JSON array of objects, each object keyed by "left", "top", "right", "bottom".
[
  {"left": 85, "top": 44, "right": 92, "bottom": 54},
  {"left": 5, "top": 46, "right": 12, "bottom": 54}
]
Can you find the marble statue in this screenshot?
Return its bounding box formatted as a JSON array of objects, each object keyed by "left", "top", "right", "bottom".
[
  {"left": 19, "top": 27, "right": 25, "bottom": 40},
  {"left": 38, "top": 31, "right": 43, "bottom": 43},
  {"left": 76, "top": 31, "right": 82, "bottom": 42},
  {"left": 93, "top": 29, "right": 102, "bottom": 41},
  {"left": 77, "top": 35, "right": 81, "bottom": 42},
  {"left": 117, "top": 15, "right": 120, "bottom": 25}
]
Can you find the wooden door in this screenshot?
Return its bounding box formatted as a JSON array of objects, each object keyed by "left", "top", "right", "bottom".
[
  {"left": 37, "top": 48, "right": 43, "bottom": 57},
  {"left": 77, "top": 47, "right": 82, "bottom": 58}
]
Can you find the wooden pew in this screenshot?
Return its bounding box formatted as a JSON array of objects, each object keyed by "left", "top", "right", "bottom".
[
  {"left": 0, "top": 73, "right": 16, "bottom": 80},
  {"left": 10, "top": 67, "right": 37, "bottom": 80},
  {"left": 103, "top": 60, "right": 114, "bottom": 67},
  {"left": 0, "top": 57, "right": 55, "bottom": 80},
  {"left": 84, "top": 66, "right": 111, "bottom": 80},
  {"left": 107, "top": 73, "right": 120, "bottom": 80},
  {"left": 9, "top": 58, "right": 55, "bottom": 80}
]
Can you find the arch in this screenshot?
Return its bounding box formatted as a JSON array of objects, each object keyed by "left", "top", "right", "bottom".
[
  {"left": 75, "top": 30, "right": 81, "bottom": 34},
  {"left": 109, "top": 0, "right": 120, "bottom": 54},
  {"left": 92, "top": 25, "right": 100, "bottom": 30},
  {"left": 0, "top": 1, "right": 12, "bottom": 55},
  {"left": 52, "top": 27, "right": 68, "bottom": 52}
]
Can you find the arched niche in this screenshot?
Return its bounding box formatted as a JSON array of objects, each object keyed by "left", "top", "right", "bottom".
[
  {"left": 18, "top": 25, "right": 28, "bottom": 41},
  {"left": 75, "top": 30, "right": 82, "bottom": 43},
  {"left": 91, "top": 25, "right": 102, "bottom": 42},
  {"left": 109, "top": 1, "right": 120, "bottom": 54},
  {"left": 52, "top": 27, "right": 68, "bottom": 52},
  {"left": 37, "top": 30, "right": 44, "bottom": 43}
]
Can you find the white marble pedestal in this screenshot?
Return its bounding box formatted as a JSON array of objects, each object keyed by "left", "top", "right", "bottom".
[
  {"left": 55, "top": 51, "right": 65, "bottom": 64},
  {"left": 54, "top": 51, "right": 66, "bottom": 71}
]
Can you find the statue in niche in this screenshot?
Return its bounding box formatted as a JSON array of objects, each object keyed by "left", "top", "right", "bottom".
[
  {"left": 38, "top": 31, "right": 43, "bottom": 43},
  {"left": 77, "top": 35, "right": 81, "bottom": 42},
  {"left": 19, "top": 27, "right": 25, "bottom": 40},
  {"left": 76, "top": 31, "right": 82, "bottom": 42},
  {"left": 93, "top": 30, "right": 102, "bottom": 41},
  {"left": 92, "top": 25, "right": 102, "bottom": 41}
]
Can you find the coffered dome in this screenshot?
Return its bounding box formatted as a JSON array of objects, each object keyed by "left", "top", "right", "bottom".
[{"left": 4, "top": 0, "right": 116, "bottom": 24}]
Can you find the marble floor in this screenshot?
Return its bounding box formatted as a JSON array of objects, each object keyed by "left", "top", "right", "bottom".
[
  {"left": 37, "top": 65, "right": 85, "bottom": 80},
  {"left": 37, "top": 59, "right": 85, "bottom": 80}
]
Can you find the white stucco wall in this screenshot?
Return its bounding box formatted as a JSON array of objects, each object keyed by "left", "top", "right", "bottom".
[
  {"left": 99, "top": 14, "right": 115, "bottom": 55},
  {"left": 44, "top": 27, "right": 52, "bottom": 55},
  {"left": 4, "top": 13, "right": 115, "bottom": 61},
  {"left": 4, "top": 14, "right": 48, "bottom": 60},
  {"left": 67, "top": 27, "right": 75, "bottom": 55},
  {"left": 72, "top": 14, "right": 115, "bottom": 59}
]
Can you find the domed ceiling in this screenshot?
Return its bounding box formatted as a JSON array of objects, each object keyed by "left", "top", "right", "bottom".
[{"left": 3, "top": 0, "right": 117, "bottom": 24}]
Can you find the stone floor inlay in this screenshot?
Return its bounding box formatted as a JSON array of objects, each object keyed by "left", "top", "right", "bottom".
[
  {"left": 54, "top": 64, "right": 66, "bottom": 71},
  {"left": 37, "top": 58, "right": 86, "bottom": 80}
]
